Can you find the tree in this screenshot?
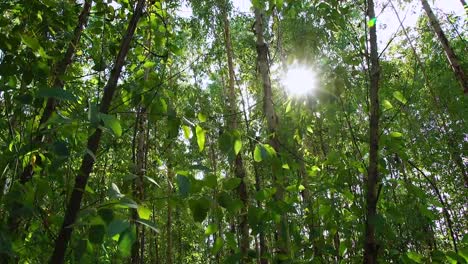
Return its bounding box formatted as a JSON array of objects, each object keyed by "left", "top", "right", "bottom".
[
  {"left": 254, "top": 4, "right": 291, "bottom": 262},
  {"left": 49, "top": 0, "right": 146, "bottom": 262},
  {"left": 421, "top": 0, "right": 467, "bottom": 94},
  {"left": 364, "top": 0, "right": 381, "bottom": 263}
]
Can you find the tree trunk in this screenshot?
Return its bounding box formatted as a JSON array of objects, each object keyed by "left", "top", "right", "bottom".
[
  {"left": 220, "top": 3, "right": 250, "bottom": 262},
  {"left": 166, "top": 165, "right": 174, "bottom": 264},
  {"left": 131, "top": 105, "right": 147, "bottom": 264},
  {"left": 407, "top": 160, "right": 459, "bottom": 253},
  {"left": 363, "top": 0, "right": 381, "bottom": 263},
  {"left": 254, "top": 7, "right": 290, "bottom": 262},
  {"left": 239, "top": 80, "right": 268, "bottom": 264},
  {"left": 49, "top": 1, "right": 146, "bottom": 262},
  {"left": 19, "top": 0, "right": 93, "bottom": 184},
  {"left": 2, "top": 2, "right": 93, "bottom": 261},
  {"left": 421, "top": 0, "right": 468, "bottom": 94}
]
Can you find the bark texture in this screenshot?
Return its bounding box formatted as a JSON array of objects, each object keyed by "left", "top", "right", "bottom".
[
  {"left": 364, "top": 0, "right": 381, "bottom": 263},
  {"left": 254, "top": 7, "right": 290, "bottom": 262},
  {"left": 221, "top": 4, "right": 250, "bottom": 262},
  {"left": 49, "top": 1, "right": 146, "bottom": 262},
  {"left": 421, "top": 0, "right": 468, "bottom": 94}
]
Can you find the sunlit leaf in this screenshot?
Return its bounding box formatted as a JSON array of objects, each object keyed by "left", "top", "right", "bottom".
[
  {"left": 234, "top": 139, "right": 242, "bottom": 155},
  {"left": 137, "top": 206, "right": 151, "bottom": 220},
  {"left": 390, "top": 131, "right": 403, "bottom": 138},
  {"left": 182, "top": 125, "right": 191, "bottom": 139},
  {"left": 254, "top": 145, "right": 262, "bottom": 162},
  {"left": 393, "top": 91, "right": 407, "bottom": 104},
  {"left": 205, "top": 224, "right": 218, "bottom": 235},
  {"left": 196, "top": 125, "right": 206, "bottom": 152},
  {"left": 198, "top": 112, "right": 207, "bottom": 122},
  {"left": 383, "top": 99, "right": 393, "bottom": 110}
]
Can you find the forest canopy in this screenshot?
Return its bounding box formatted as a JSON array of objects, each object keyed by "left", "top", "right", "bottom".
[{"left": 0, "top": 0, "right": 467, "bottom": 263}]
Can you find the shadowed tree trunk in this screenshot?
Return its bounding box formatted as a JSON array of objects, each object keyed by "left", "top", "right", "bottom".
[
  {"left": 364, "top": 0, "right": 381, "bottom": 263},
  {"left": 19, "top": 0, "right": 93, "bottom": 184},
  {"left": 254, "top": 6, "right": 290, "bottom": 262},
  {"left": 421, "top": 0, "right": 468, "bottom": 94},
  {"left": 49, "top": 0, "right": 146, "bottom": 263}
]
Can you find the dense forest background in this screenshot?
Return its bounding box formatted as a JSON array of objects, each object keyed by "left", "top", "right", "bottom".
[{"left": 0, "top": 0, "right": 467, "bottom": 263}]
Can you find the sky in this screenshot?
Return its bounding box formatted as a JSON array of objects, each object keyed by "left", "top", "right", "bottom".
[{"left": 177, "top": 0, "right": 466, "bottom": 52}]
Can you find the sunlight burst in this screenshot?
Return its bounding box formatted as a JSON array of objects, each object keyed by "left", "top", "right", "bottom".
[{"left": 281, "top": 63, "right": 318, "bottom": 97}]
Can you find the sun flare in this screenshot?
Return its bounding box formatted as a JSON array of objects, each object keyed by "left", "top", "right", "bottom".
[{"left": 281, "top": 64, "right": 318, "bottom": 97}]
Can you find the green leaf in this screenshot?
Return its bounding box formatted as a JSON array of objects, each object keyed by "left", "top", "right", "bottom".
[
  {"left": 211, "top": 237, "right": 224, "bottom": 255},
  {"left": 107, "top": 219, "right": 130, "bottom": 237},
  {"left": 109, "top": 183, "right": 124, "bottom": 199},
  {"left": 367, "top": 17, "right": 377, "bottom": 28},
  {"left": 234, "top": 139, "right": 242, "bottom": 155},
  {"left": 393, "top": 91, "right": 407, "bottom": 104},
  {"left": 137, "top": 206, "right": 151, "bottom": 220},
  {"left": 135, "top": 219, "right": 158, "bottom": 233},
  {"left": 37, "top": 87, "right": 75, "bottom": 101},
  {"left": 282, "top": 163, "right": 290, "bottom": 170},
  {"left": 143, "top": 61, "right": 156, "bottom": 68},
  {"left": 383, "top": 99, "right": 393, "bottom": 110},
  {"left": 198, "top": 112, "right": 207, "bottom": 122},
  {"left": 205, "top": 224, "right": 218, "bottom": 235},
  {"left": 118, "top": 226, "right": 136, "bottom": 257},
  {"left": 98, "top": 208, "right": 114, "bottom": 225},
  {"left": 254, "top": 145, "right": 262, "bottom": 162},
  {"left": 182, "top": 125, "right": 191, "bottom": 139},
  {"left": 458, "top": 247, "right": 468, "bottom": 262},
  {"left": 407, "top": 252, "right": 423, "bottom": 263},
  {"left": 144, "top": 176, "right": 160, "bottom": 187},
  {"left": 88, "top": 225, "right": 105, "bottom": 244},
  {"left": 223, "top": 178, "right": 242, "bottom": 190},
  {"left": 21, "top": 35, "right": 40, "bottom": 51},
  {"left": 390, "top": 131, "right": 403, "bottom": 138},
  {"left": 189, "top": 197, "right": 210, "bottom": 222},
  {"left": 177, "top": 174, "right": 191, "bottom": 197},
  {"left": 101, "top": 114, "right": 122, "bottom": 137},
  {"left": 196, "top": 125, "right": 205, "bottom": 152},
  {"left": 285, "top": 99, "right": 292, "bottom": 114}
]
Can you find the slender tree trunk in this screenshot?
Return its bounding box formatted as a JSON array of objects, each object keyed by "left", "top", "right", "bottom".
[
  {"left": 421, "top": 0, "right": 468, "bottom": 94},
  {"left": 1, "top": 2, "right": 93, "bottom": 261},
  {"left": 20, "top": 0, "right": 93, "bottom": 184},
  {"left": 131, "top": 105, "right": 147, "bottom": 264},
  {"left": 166, "top": 165, "right": 174, "bottom": 264},
  {"left": 407, "top": 160, "right": 459, "bottom": 253},
  {"left": 239, "top": 84, "right": 269, "bottom": 264},
  {"left": 49, "top": 1, "right": 146, "bottom": 263},
  {"left": 131, "top": 27, "right": 151, "bottom": 263},
  {"left": 220, "top": 3, "right": 250, "bottom": 262},
  {"left": 364, "top": 0, "right": 381, "bottom": 263},
  {"left": 254, "top": 7, "right": 290, "bottom": 262}
]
